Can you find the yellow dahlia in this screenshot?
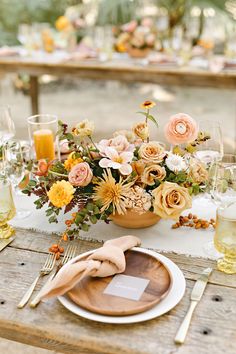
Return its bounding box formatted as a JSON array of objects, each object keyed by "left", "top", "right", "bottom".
[
  {"left": 140, "top": 100, "right": 156, "bottom": 109},
  {"left": 64, "top": 152, "right": 83, "bottom": 171},
  {"left": 47, "top": 180, "right": 75, "bottom": 208},
  {"left": 93, "top": 169, "right": 133, "bottom": 215}
]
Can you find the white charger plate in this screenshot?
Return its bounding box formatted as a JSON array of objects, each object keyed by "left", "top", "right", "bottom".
[{"left": 58, "top": 247, "right": 186, "bottom": 324}]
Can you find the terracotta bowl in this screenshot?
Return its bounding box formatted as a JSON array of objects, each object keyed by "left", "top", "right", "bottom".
[{"left": 111, "top": 209, "right": 160, "bottom": 229}]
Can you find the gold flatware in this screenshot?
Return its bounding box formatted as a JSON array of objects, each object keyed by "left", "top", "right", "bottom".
[
  {"left": 174, "top": 267, "right": 212, "bottom": 345},
  {"left": 17, "top": 252, "right": 56, "bottom": 309},
  {"left": 0, "top": 236, "right": 15, "bottom": 252},
  {"left": 30, "top": 243, "right": 77, "bottom": 308}
]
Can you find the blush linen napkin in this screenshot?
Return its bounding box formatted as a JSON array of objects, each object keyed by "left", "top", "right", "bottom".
[{"left": 38, "top": 235, "right": 141, "bottom": 301}]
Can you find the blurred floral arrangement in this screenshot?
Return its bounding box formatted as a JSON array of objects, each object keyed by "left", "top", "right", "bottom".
[
  {"left": 55, "top": 5, "right": 87, "bottom": 49},
  {"left": 23, "top": 100, "right": 209, "bottom": 242},
  {"left": 114, "top": 18, "right": 156, "bottom": 56}
]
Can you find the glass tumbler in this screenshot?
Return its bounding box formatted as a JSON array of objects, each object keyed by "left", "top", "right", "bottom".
[
  {"left": 214, "top": 202, "right": 236, "bottom": 274},
  {"left": 0, "top": 176, "right": 16, "bottom": 239},
  {"left": 27, "top": 114, "right": 60, "bottom": 161}
]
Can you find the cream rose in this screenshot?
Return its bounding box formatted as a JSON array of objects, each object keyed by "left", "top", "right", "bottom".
[
  {"left": 68, "top": 162, "right": 93, "bottom": 187},
  {"left": 139, "top": 141, "right": 166, "bottom": 163},
  {"left": 152, "top": 181, "right": 192, "bottom": 220},
  {"left": 133, "top": 122, "right": 149, "bottom": 141},
  {"left": 141, "top": 164, "right": 166, "bottom": 186},
  {"left": 189, "top": 161, "right": 208, "bottom": 184},
  {"left": 73, "top": 119, "right": 94, "bottom": 137}
]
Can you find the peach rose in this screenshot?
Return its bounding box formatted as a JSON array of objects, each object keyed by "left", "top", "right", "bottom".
[
  {"left": 141, "top": 164, "right": 166, "bottom": 186},
  {"left": 68, "top": 162, "right": 93, "bottom": 187},
  {"left": 189, "top": 160, "right": 208, "bottom": 184},
  {"left": 164, "top": 113, "right": 198, "bottom": 145},
  {"left": 139, "top": 141, "right": 166, "bottom": 163},
  {"left": 152, "top": 181, "right": 192, "bottom": 220},
  {"left": 133, "top": 122, "right": 149, "bottom": 141}
]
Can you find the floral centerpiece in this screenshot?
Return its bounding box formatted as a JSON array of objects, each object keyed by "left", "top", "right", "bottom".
[
  {"left": 23, "top": 100, "right": 209, "bottom": 247},
  {"left": 114, "top": 19, "right": 156, "bottom": 57},
  {"left": 55, "top": 5, "right": 86, "bottom": 50}
]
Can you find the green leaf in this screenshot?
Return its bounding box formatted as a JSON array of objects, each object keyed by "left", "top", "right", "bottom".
[
  {"left": 136, "top": 111, "right": 147, "bottom": 117},
  {"left": 86, "top": 203, "right": 94, "bottom": 212},
  {"left": 90, "top": 215, "right": 97, "bottom": 224},
  {"left": 46, "top": 208, "right": 54, "bottom": 216},
  {"left": 75, "top": 214, "right": 83, "bottom": 224},
  {"left": 28, "top": 180, "right": 37, "bottom": 187},
  {"left": 147, "top": 114, "right": 158, "bottom": 127},
  {"left": 81, "top": 223, "right": 90, "bottom": 232}
]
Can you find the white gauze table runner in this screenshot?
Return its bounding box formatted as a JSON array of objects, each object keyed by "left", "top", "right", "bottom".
[{"left": 11, "top": 194, "right": 218, "bottom": 259}]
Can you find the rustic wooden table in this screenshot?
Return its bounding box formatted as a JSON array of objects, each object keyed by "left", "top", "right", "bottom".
[
  {"left": 0, "top": 228, "right": 236, "bottom": 354},
  {"left": 0, "top": 56, "right": 236, "bottom": 115}
]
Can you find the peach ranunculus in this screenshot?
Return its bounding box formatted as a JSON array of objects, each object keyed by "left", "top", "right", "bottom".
[
  {"left": 141, "top": 164, "right": 166, "bottom": 186},
  {"left": 97, "top": 135, "right": 134, "bottom": 156},
  {"left": 133, "top": 122, "right": 149, "bottom": 141},
  {"left": 139, "top": 141, "right": 166, "bottom": 164},
  {"left": 189, "top": 160, "right": 208, "bottom": 184},
  {"left": 121, "top": 20, "right": 137, "bottom": 33},
  {"left": 68, "top": 162, "right": 93, "bottom": 187},
  {"left": 164, "top": 113, "right": 198, "bottom": 145},
  {"left": 152, "top": 181, "right": 192, "bottom": 220}
]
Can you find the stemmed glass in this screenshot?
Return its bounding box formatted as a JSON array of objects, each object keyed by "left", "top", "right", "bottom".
[
  {"left": 0, "top": 106, "right": 15, "bottom": 175},
  {"left": 203, "top": 162, "right": 236, "bottom": 256},
  {"left": 194, "top": 120, "right": 224, "bottom": 165},
  {"left": 5, "top": 140, "right": 32, "bottom": 219},
  {"left": 0, "top": 176, "right": 16, "bottom": 239}
]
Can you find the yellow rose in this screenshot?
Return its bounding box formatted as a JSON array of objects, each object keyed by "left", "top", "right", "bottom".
[
  {"left": 47, "top": 180, "right": 75, "bottom": 208},
  {"left": 133, "top": 122, "right": 149, "bottom": 141},
  {"left": 189, "top": 161, "right": 208, "bottom": 184},
  {"left": 141, "top": 164, "right": 166, "bottom": 186},
  {"left": 64, "top": 152, "right": 83, "bottom": 171},
  {"left": 152, "top": 181, "right": 192, "bottom": 220},
  {"left": 139, "top": 141, "right": 166, "bottom": 163},
  {"left": 72, "top": 119, "right": 94, "bottom": 137}
]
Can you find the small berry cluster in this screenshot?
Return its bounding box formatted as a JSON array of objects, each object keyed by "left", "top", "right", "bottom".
[
  {"left": 49, "top": 244, "right": 64, "bottom": 260},
  {"left": 172, "top": 213, "right": 216, "bottom": 230}
]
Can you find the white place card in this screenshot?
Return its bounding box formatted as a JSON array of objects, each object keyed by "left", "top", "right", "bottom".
[{"left": 103, "top": 274, "right": 150, "bottom": 301}]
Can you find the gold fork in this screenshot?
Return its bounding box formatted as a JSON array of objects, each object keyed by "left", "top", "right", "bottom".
[
  {"left": 30, "top": 243, "right": 77, "bottom": 308},
  {"left": 17, "top": 252, "right": 56, "bottom": 309}
]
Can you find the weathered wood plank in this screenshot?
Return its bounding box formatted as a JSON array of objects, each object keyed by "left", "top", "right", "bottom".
[{"left": 10, "top": 228, "right": 236, "bottom": 288}]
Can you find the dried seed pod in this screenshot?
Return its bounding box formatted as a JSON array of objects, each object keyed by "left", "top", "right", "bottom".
[{"left": 188, "top": 213, "right": 193, "bottom": 219}]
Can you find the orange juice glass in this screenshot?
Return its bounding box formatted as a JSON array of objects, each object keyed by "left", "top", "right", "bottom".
[{"left": 27, "top": 114, "right": 59, "bottom": 161}]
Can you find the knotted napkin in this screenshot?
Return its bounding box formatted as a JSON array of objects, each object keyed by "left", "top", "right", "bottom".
[{"left": 39, "top": 235, "right": 141, "bottom": 301}]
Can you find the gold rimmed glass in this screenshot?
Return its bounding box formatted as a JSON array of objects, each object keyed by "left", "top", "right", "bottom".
[
  {"left": 27, "top": 114, "right": 60, "bottom": 161},
  {"left": 0, "top": 177, "right": 16, "bottom": 239},
  {"left": 214, "top": 202, "right": 236, "bottom": 274}
]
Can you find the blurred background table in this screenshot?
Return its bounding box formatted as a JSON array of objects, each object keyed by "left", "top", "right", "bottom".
[{"left": 0, "top": 56, "right": 236, "bottom": 115}]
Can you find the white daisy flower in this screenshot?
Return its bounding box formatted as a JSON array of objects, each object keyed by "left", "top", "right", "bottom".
[{"left": 165, "top": 154, "right": 187, "bottom": 173}]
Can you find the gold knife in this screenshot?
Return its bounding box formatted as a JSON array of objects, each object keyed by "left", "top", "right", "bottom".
[
  {"left": 175, "top": 267, "right": 212, "bottom": 345},
  {"left": 0, "top": 236, "right": 15, "bottom": 252}
]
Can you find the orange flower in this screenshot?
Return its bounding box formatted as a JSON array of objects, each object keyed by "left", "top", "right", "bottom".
[
  {"left": 140, "top": 100, "right": 156, "bottom": 109},
  {"left": 55, "top": 16, "right": 71, "bottom": 31},
  {"left": 35, "top": 159, "right": 52, "bottom": 177}
]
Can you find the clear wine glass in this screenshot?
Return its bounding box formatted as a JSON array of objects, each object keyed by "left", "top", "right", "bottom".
[
  {"left": 194, "top": 120, "right": 224, "bottom": 165},
  {"left": 0, "top": 106, "right": 15, "bottom": 175},
  {"left": 5, "top": 140, "right": 32, "bottom": 219},
  {"left": 203, "top": 162, "right": 236, "bottom": 257}
]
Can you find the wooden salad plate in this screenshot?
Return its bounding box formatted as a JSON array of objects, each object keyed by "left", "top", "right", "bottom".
[{"left": 67, "top": 249, "right": 172, "bottom": 316}]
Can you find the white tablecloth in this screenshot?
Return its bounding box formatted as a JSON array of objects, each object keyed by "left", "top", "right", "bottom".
[{"left": 10, "top": 194, "right": 218, "bottom": 259}]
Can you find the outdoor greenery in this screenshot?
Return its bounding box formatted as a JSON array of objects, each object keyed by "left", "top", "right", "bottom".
[
  {"left": 0, "top": 0, "right": 80, "bottom": 45},
  {"left": 0, "top": 0, "right": 234, "bottom": 46}
]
